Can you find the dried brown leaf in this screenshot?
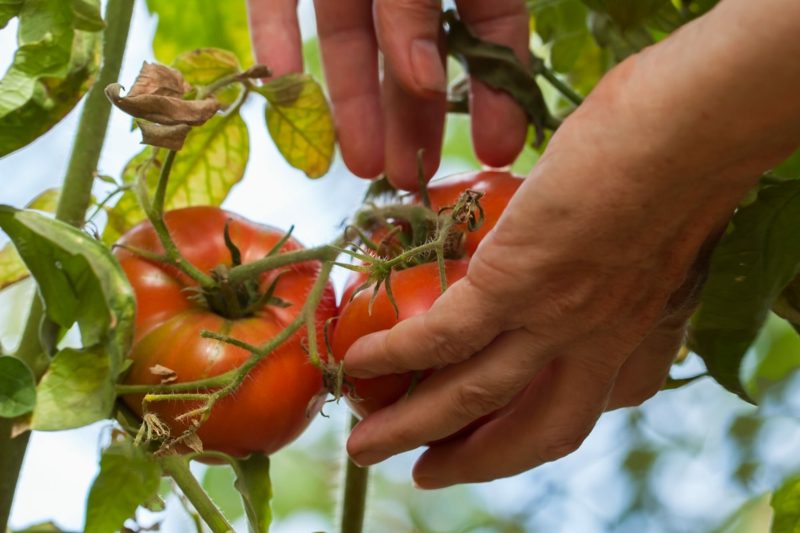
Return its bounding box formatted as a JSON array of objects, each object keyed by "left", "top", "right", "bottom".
[
  {"left": 149, "top": 364, "right": 177, "bottom": 384},
  {"left": 138, "top": 121, "right": 192, "bottom": 150}
]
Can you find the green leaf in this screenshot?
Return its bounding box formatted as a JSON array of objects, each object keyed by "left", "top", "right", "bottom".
[
  {"left": 581, "top": 0, "right": 669, "bottom": 29},
  {"left": 0, "top": 206, "right": 135, "bottom": 372},
  {"left": 773, "top": 150, "right": 800, "bottom": 180},
  {"left": 0, "top": 0, "right": 23, "bottom": 29},
  {"left": 146, "top": 0, "right": 252, "bottom": 67},
  {"left": 85, "top": 440, "right": 162, "bottom": 533},
  {"left": 690, "top": 181, "right": 800, "bottom": 401},
  {"left": 0, "top": 188, "right": 60, "bottom": 290},
  {"left": 31, "top": 346, "right": 114, "bottom": 430},
  {"left": 257, "top": 73, "right": 335, "bottom": 179},
  {"left": 772, "top": 476, "right": 800, "bottom": 533},
  {"left": 71, "top": 0, "right": 104, "bottom": 31},
  {"left": 0, "top": 0, "right": 102, "bottom": 156},
  {"left": 741, "top": 314, "right": 800, "bottom": 399},
  {"left": 13, "top": 521, "right": 65, "bottom": 532},
  {"left": 0, "top": 356, "right": 36, "bottom": 418},
  {"left": 444, "top": 11, "right": 550, "bottom": 145},
  {"left": 528, "top": 0, "right": 591, "bottom": 72},
  {"left": 172, "top": 48, "right": 242, "bottom": 106},
  {"left": 103, "top": 111, "right": 249, "bottom": 243},
  {"left": 235, "top": 454, "right": 272, "bottom": 533}
]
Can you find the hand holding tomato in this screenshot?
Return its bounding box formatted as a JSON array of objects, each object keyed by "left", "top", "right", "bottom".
[{"left": 343, "top": 0, "right": 800, "bottom": 488}]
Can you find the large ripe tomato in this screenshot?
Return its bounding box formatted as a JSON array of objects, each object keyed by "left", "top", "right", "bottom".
[
  {"left": 330, "top": 260, "right": 469, "bottom": 418},
  {"left": 116, "top": 206, "right": 336, "bottom": 456},
  {"left": 332, "top": 170, "right": 521, "bottom": 418}
]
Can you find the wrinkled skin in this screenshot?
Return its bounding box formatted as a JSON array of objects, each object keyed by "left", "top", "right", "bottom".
[{"left": 117, "top": 206, "right": 337, "bottom": 457}]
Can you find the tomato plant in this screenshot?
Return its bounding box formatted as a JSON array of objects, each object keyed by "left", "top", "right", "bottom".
[{"left": 116, "top": 206, "right": 336, "bottom": 456}]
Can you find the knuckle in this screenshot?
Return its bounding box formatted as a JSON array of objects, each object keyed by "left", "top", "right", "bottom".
[
  {"left": 375, "top": 0, "right": 440, "bottom": 22},
  {"left": 423, "top": 314, "right": 475, "bottom": 366},
  {"left": 538, "top": 428, "right": 591, "bottom": 463},
  {"left": 451, "top": 382, "right": 506, "bottom": 420}
]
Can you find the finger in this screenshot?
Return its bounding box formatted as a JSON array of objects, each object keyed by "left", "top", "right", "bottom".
[
  {"left": 412, "top": 353, "right": 617, "bottom": 488},
  {"left": 373, "top": 0, "right": 446, "bottom": 96},
  {"left": 314, "top": 0, "right": 385, "bottom": 178},
  {"left": 344, "top": 276, "right": 504, "bottom": 378},
  {"left": 455, "top": 0, "right": 529, "bottom": 167},
  {"left": 382, "top": 70, "right": 446, "bottom": 189},
  {"left": 247, "top": 0, "right": 303, "bottom": 76},
  {"left": 347, "top": 328, "right": 553, "bottom": 466},
  {"left": 605, "top": 319, "right": 683, "bottom": 410}
]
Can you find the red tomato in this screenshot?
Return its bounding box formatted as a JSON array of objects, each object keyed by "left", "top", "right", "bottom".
[
  {"left": 116, "top": 206, "right": 336, "bottom": 456},
  {"left": 425, "top": 169, "right": 523, "bottom": 255},
  {"left": 333, "top": 170, "right": 522, "bottom": 418},
  {"left": 331, "top": 260, "right": 468, "bottom": 418}
]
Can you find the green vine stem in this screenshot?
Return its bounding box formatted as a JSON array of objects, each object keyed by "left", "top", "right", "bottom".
[
  {"left": 532, "top": 59, "right": 585, "bottom": 106},
  {"left": 340, "top": 415, "right": 369, "bottom": 533},
  {"left": 160, "top": 455, "right": 234, "bottom": 533},
  {"left": 0, "top": 1, "right": 135, "bottom": 531}
]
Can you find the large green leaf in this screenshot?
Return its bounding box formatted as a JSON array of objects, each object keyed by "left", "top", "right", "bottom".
[
  {"left": 257, "top": 74, "right": 335, "bottom": 179},
  {"left": 772, "top": 476, "right": 800, "bottom": 533},
  {"left": 0, "top": 0, "right": 102, "bottom": 156},
  {"left": 690, "top": 181, "right": 800, "bottom": 401},
  {"left": 103, "top": 111, "right": 249, "bottom": 243},
  {"left": 581, "top": 0, "right": 670, "bottom": 29},
  {"left": 85, "top": 440, "right": 162, "bottom": 533},
  {"left": 31, "top": 346, "right": 114, "bottom": 430},
  {"left": 0, "top": 355, "right": 36, "bottom": 418},
  {"left": 0, "top": 207, "right": 135, "bottom": 429},
  {"left": 0, "top": 188, "right": 61, "bottom": 290},
  {"left": 146, "top": 0, "right": 252, "bottom": 67},
  {"left": 0, "top": 0, "right": 23, "bottom": 29},
  {"left": 528, "top": 0, "right": 591, "bottom": 73}
]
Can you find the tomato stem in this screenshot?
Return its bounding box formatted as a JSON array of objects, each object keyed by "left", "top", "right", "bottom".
[
  {"left": 533, "top": 58, "right": 585, "bottom": 107},
  {"left": 141, "top": 149, "right": 217, "bottom": 289},
  {"left": 160, "top": 455, "right": 234, "bottom": 533}
]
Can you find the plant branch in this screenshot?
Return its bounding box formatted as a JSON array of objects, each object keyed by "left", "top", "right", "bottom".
[
  {"left": 227, "top": 243, "right": 341, "bottom": 286},
  {"left": 340, "top": 415, "right": 369, "bottom": 533},
  {"left": 0, "top": 2, "right": 135, "bottom": 531},
  {"left": 137, "top": 149, "right": 216, "bottom": 288},
  {"left": 534, "top": 62, "right": 584, "bottom": 106},
  {"left": 161, "top": 455, "right": 234, "bottom": 533}
]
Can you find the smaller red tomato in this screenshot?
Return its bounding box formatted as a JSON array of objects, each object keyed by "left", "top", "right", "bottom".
[{"left": 331, "top": 260, "right": 469, "bottom": 418}]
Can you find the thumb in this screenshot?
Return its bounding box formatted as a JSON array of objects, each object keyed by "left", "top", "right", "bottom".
[
  {"left": 373, "top": 0, "right": 447, "bottom": 96},
  {"left": 344, "top": 274, "right": 504, "bottom": 378}
]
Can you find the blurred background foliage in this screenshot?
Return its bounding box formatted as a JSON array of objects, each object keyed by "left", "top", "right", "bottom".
[{"left": 3, "top": 0, "right": 800, "bottom": 531}]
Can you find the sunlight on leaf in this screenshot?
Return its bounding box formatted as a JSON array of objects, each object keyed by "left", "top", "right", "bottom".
[
  {"left": 772, "top": 475, "right": 800, "bottom": 533},
  {"left": 103, "top": 111, "right": 249, "bottom": 243},
  {"left": 173, "top": 47, "right": 243, "bottom": 106},
  {"left": 85, "top": 440, "right": 161, "bottom": 533},
  {"left": 0, "top": 0, "right": 102, "bottom": 156},
  {"left": 31, "top": 346, "right": 114, "bottom": 430},
  {"left": 146, "top": 0, "right": 252, "bottom": 67},
  {"left": 529, "top": 0, "right": 590, "bottom": 72},
  {"left": 257, "top": 74, "right": 335, "bottom": 179}
]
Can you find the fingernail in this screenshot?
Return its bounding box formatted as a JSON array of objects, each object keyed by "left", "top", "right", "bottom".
[
  {"left": 350, "top": 449, "right": 388, "bottom": 467},
  {"left": 410, "top": 39, "right": 446, "bottom": 93}
]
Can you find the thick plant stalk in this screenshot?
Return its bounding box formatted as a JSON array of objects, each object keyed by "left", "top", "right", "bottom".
[
  {"left": 340, "top": 415, "right": 370, "bottom": 533},
  {"left": 0, "top": 1, "right": 134, "bottom": 530},
  {"left": 161, "top": 455, "right": 234, "bottom": 533}
]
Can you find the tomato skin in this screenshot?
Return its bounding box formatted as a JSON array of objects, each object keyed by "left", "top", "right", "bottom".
[
  {"left": 331, "top": 260, "right": 469, "bottom": 418},
  {"left": 424, "top": 170, "right": 523, "bottom": 255},
  {"left": 116, "top": 206, "right": 336, "bottom": 457}
]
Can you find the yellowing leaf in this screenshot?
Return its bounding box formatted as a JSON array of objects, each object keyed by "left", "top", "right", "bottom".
[
  {"left": 258, "top": 74, "right": 335, "bottom": 179},
  {"left": 172, "top": 48, "right": 242, "bottom": 106},
  {"left": 103, "top": 111, "right": 249, "bottom": 243}
]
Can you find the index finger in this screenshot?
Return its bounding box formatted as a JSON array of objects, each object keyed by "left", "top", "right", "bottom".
[{"left": 247, "top": 0, "right": 303, "bottom": 76}]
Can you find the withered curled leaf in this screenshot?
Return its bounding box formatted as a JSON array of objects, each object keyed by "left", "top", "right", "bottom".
[
  {"left": 138, "top": 121, "right": 192, "bottom": 151},
  {"left": 106, "top": 62, "right": 221, "bottom": 128}
]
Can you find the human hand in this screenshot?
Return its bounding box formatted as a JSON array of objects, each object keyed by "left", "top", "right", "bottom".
[{"left": 247, "top": 0, "right": 529, "bottom": 189}]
